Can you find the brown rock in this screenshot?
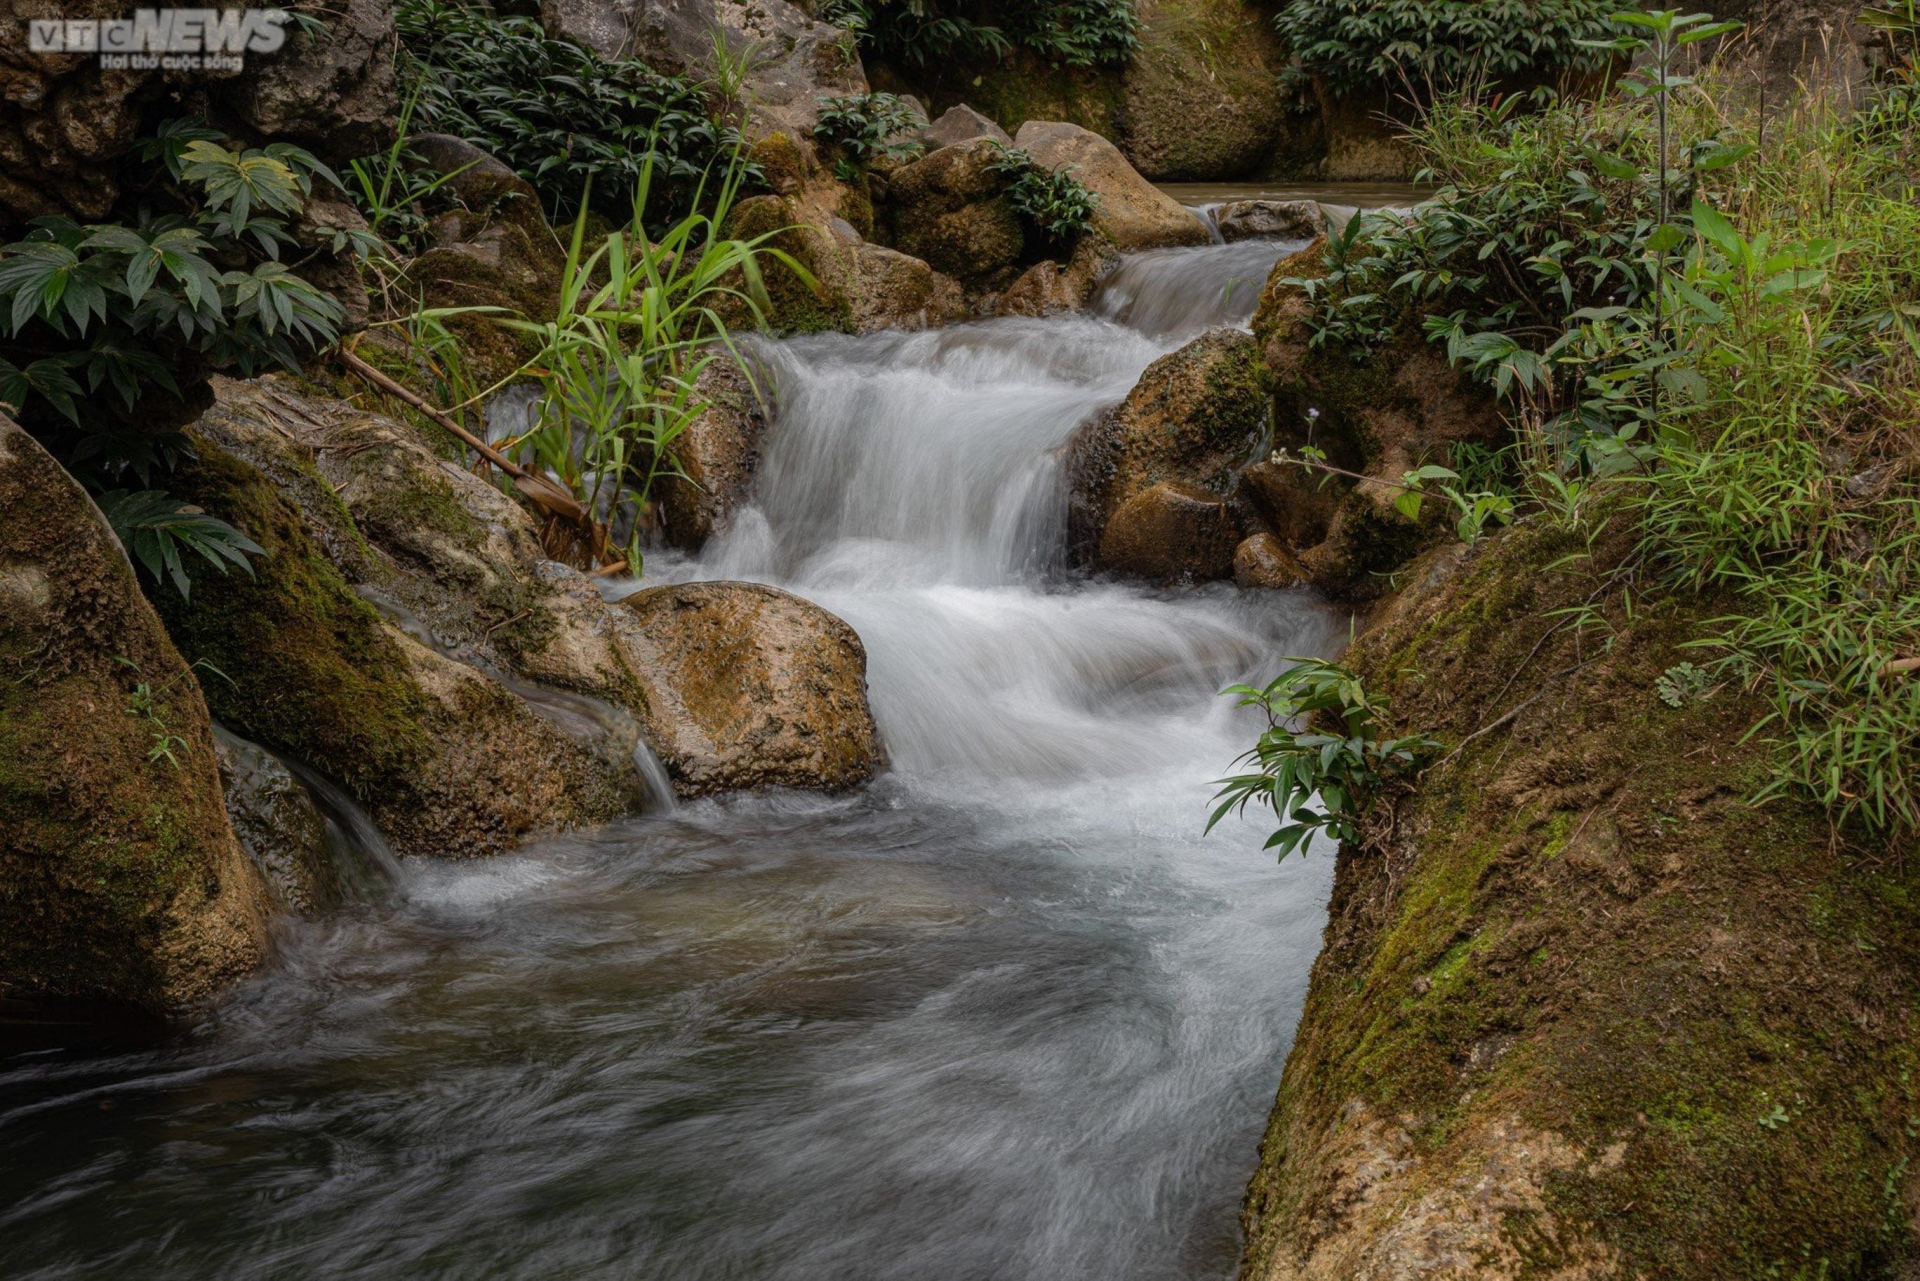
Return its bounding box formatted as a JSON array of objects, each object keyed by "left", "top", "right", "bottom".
[
  {"left": 1013, "top": 120, "right": 1210, "bottom": 251},
  {"left": 0, "top": 414, "right": 270, "bottom": 1015},
  {"left": 885, "top": 137, "right": 1026, "bottom": 285},
  {"left": 1233, "top": 533, "right": 1309, "bottom": 590},
  {"left": 658, "top": 357, "right": 768, "bottom": 551},
  {"left": 984, "top": 231, "right": 1121, "bottom": 318},
  {"left": 225, "top": 0, "right": 399, "bottom": 159},
  {"left": 921, "top": 103, "right": 1013, "bottom": 150},
  {"left": 1216, "top": 199, "right": 1324, "bottom": 243},
  {"left": 1066, "top": 327, "right": 1267, "bottom": 562},
  {"left": 1120, "top": 0, "right": 1293, "bottom": 181},
  {"left": 619, "top": 582, "right": 882, "bottom": 795},
  {"left": 215, "top": 727, "right": 339, "bottom": 917},
  {"left": 1097, "top": 481, "right": 1239, "bottom": 582}
]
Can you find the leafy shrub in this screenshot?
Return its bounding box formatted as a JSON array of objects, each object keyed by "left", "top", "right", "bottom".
[
  {"left": 1209, "top": 658, "right": 1440, "bottom": 859},
  {"left": 0, "top": 119, "right": 346, "bottom": 474},
  {"left": 820, "top": 0, "right": 1138, "bottom": 70},
  {"left": 97, "top": 489, "right": 264, "bottom": 600},
  {"left": 986, "top": 144, "right": 1099, "bottom": 246},
  {"left": 395, "top": 0, "right": 752, "bottom": 229},
  {"left": 813, "top": 93, "right": 927, "bottom": 176},
  {"left": 1273, "top": 0, "right": 1618, "bottom": 97}
]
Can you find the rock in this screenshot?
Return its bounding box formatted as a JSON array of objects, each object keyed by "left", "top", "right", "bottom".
[
  {"left": 151, "top": 394, "right": 635, "bottom": 860},
  {"left": 1216, "top": 199, "right": 1324, "bottom": 243},
  {"left": 407, "top": 133, "right": 551, "bottom": 238},
  {"left": 1120, "top": 0, "right": 1293, "bottom": 181},
  {"left": 1014, "top": 120, "right": 1210, "bottom": 251},
  {"left": 1233, "top": 533, "right": 1309, "bottom": 590},
  {"left": 0, "top": 414, "right": 270, "bottom": 1015},
  {"left": 0, "top": 0, "right": 398, "bottom": 230},
  {"left": 884, "top": 137, "right": 1027, "bottom": 286},
  {"left": 921, "top": 103, "right": 1013, "bottom": 150},
  {"left": 214, "top": 727, "right": 339, "bottom": 916},
  {"left": 1097, "top": 481, "right": 1239, "bottom": 582},
  {"left": 619, "top": 581, "right": 882, "bottom": 796},
  {"left": 658, "top": 357, "right": 768, "bottom": 551},
  {"left": 984, "top": 231, "right": 1121, "bottom": 318},
  {"left": 539, "top": 0, "right": 865, "bottom": 140},
  {"left": 727, "top": 193, "right": 970, "bottom": 333},
  {"left": 1231, "top": 458, "right": 1342, "bottom": 555},
  {"left": 224, "top": 0, "right": 399, "bottom": 159},
  {"left": 1066, "top": 327, "right": 1267, "bottom": 563},
  {"left": 1316, "top": 85, "right": 1416, "bottom": 182}
]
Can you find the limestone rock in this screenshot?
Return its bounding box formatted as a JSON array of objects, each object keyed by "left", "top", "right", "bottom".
[
  {"left": 1217, "top": 199, "right": 1324, "bottom": 243},
  {"left": 224, "top": 0, "right": 399, "bottom": 159},
  {"left": 658, "top": 357, "right": 768, "bottom": 551},
  {"left": 1233, "top": 533, "right": 1309, "bottom": 590},
  {"left": 0, "top": 414, "right": 270, "bottom": 1015},
  {"left": 1066, "top": 327, "right": 1267, "bottom": 562},
  {"left": 1097, "top": 481, "right": 1239, "bottom": 582},
  {"left": 214, "top": 727, "right": 339, "bottom": 916},
  {"left": 619, "top": 581, "right": 882, "bottom": 795},
  {"left": 1013, "top": 120, "right": 1210, "bottom": 251},
  {"left": 921, "top": 103, "right": 1013, "bottom": 150},
  {"left": 884, "top": 137, "right": 1027, "bottom": 285},
  {"left": 539, "top": 0, "right": 866, "bottom": 140}
]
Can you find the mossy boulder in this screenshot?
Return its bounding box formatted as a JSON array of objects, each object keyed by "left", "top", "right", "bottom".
[
  {"left": 1240, "top": 519, "right": 1920, "bottom": 1277},
  {"left": 1015, "top": 120, "right": 1211, "bottom": 252},
  {"left": 0, "top": 416, "right": 270, "bottom": 1016},
  {"left": 618, "top": 581, "right": 882, "bottom": 796},
  {"left": 151, "top": 405, "right": 632, "bottom": 859},
  {"left": 883, "top": 137, "right": 1029, "bottom": 289},
  {"left": 1121, "top": 0, "right": 1293, "bottom": 180},
  {"left": 214, "top": 727, "right": 339, "bottom": 917},
  {"left": 1066, "top": 326, "right": 1269, "bottom": 573}
]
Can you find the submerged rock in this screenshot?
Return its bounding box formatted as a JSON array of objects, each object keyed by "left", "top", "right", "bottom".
[
  {"left": 1013, "top": 121, "right": 1210, "bottom": 252},
  {"left": 619, "top": 582, "right": 881, "bottom": 796},
  {"left": 1067, "top": 327, "right": 1268, "bottom": 576},
  {"left": 214, "top": 728, "right": 339, "bottom": 917},
  {"left": 0, "top": 416, "right": 270, "bottom": 1015}
]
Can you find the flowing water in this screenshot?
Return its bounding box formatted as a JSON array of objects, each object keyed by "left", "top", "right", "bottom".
[{"left": 1, "top": 237, "right": 1349, "bottom": 1280}]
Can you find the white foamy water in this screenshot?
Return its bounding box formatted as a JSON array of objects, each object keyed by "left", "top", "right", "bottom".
[{"left": 1, "top": 237, "right": 1347, "bottom": 1281}]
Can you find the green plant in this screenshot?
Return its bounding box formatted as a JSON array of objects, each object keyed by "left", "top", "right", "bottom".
[
  {"left": 812, "top": 93, "right": 927, "bottom": 177},
  {"left": 1273, "top": 0, "right": 1617, "bottom": 98},
  {"left": 395, "top": 0, "right": 753, "bottom": 230},
  {"left": 820, "top": 0, "right": 1138, "bottom": 69},
  {"left": 1656, "top": 660, "right": 1711, "bottom": 706},
  {"left": 496, "top": 153, "right": 803, "bottom": 570},
  {"left": 114, "top": 656, "right": 229, "bottom": 769},
  {"left": 985, "top": 144, "right": 1099, "bottom": 247},
  {"left": 97, "top": 489, "right": 265, "bottom": 600},
  {"left": 1209, "top": 658, "right": 1441, "bottom": 860}
]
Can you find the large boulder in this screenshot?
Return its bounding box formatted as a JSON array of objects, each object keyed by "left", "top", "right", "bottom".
[
  {"left": 920, "top": 103, "right": 1012, "bottom": 150},
  {"left": 224, "top": 0, "right": 399, "bottom": 159},
  {"left": 1014, "top": 120, "right": 1209, "bottom": 251},
  {"left": 1097, "top": 481, "right": 1240, "bottom": 582},
  {"left": 539, "top": 0, "right": 865, "bottom": 140},
  {"left": 0, "top": 416, "right": 270, "bottom": 1015},
  {"left": 619, "top": 582, "right": 882, "bottom": 796},
  {"left": 1120, "top": 0, "right": 1293, "bottom": 180},
  {"left": 1066, "top": 326, "right": 1268, "bottom": 572}
]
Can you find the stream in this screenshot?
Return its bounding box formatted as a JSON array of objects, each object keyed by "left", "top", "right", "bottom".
[{"left": 2, "top": 233, "right": 1347, "bottom": 1279}]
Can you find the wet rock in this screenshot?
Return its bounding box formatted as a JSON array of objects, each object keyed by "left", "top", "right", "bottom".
[
  {"left": 658, "top": 357, "right": 768, "bottom": 551},
  {"left": 920, "top": 103, "right": 1013, "bottom": 150},
  {"left": 619, "top": 581, "right": 882, "bottom": 796},
  {"left": 884, "top": 137, "right": 1027, "bottom": 286},
  {"left": 1098, "top": 481, "right": 1239, "bottom": 582},
  {"left": 1216, "top": 199, "right": 1324, "bottom": 243},
  {"left": 1066, "top": 327, "right": 1267, "bottom": 563},
  {"left": 214, "top": 728, "right": 339, "bottom": 916},
  {"left": 0, "top": 414, "right": 270, "bottom": 1015},
  {"left": 1233, "top": 533, "right": 1309, "bottom": 590},
  {"left": 1231, "top": 458, "right": 1342, "bottom": 556},
  {"left": 1013, "top": 120, "right": 1210, "bottom": 251},
  {"left": 540, "top": 0, "right": 865, "bottom": 140},
  {"left": 151, "top": 395, "right": 634, "bottom": 860},
  {"left": 983, "top": 232, "right": 1121, "bottom": 319}
]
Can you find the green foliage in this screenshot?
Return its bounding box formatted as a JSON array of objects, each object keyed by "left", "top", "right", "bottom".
[
  {"left": 113, "top": 656, "right": 227, "bottom": 769},
  {"left": 395, "top": 0, "right": 753, "bottom": 230},
  {"left": 346, "top": 84, "right": 478, "bottom": 255},
  {"left": 0, "top": 121, "right": 345, "bottom": 479},
  {"left": 98, "top": 489, "right": 265, "bottom": 600},
  {"left": 1209, "top": 658, "right": 1441, "bottom": 859},
  {"left": 1273, "top": 0, "right": 1617, "bottom": 97},
  {"left": 1656, "top": 660, "right": 1710, "bottom": 707},
  {"left": 496, "top": 150, "right": 799, "bottom": 571},
  {"left": 819, "top": 0, "right": 1138, "bottom": 69},
  {"left": 986, "top": 143, "right": 1099, "bottom": 246},
  {"left": 813, "top": 93, "right": 927, "bottom": 176}
]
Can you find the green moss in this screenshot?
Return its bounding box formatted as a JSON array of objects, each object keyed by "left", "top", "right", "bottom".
[{"left": 153, "top": 448, "right": 434, "bottom": 802}]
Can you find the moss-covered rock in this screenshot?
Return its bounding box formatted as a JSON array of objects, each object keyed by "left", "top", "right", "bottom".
[
  {"left": 1122, "top": 0, "right": 1293, "bottom": 180},
  {"left": 151, "top": 410, "right": 631, "bottom": 859},
  {"left": 1067, "top": 326, "right": 1269, "bottom": 573},
  {"left": 0, "top": 416, "right": 270, "bottom": 1016},
  {"left": 883, "top": 137, "right": 1029, "bottom": 287},
  {"left": 1239, "top": 520, "right": 1920, "bottom": 1278}
]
